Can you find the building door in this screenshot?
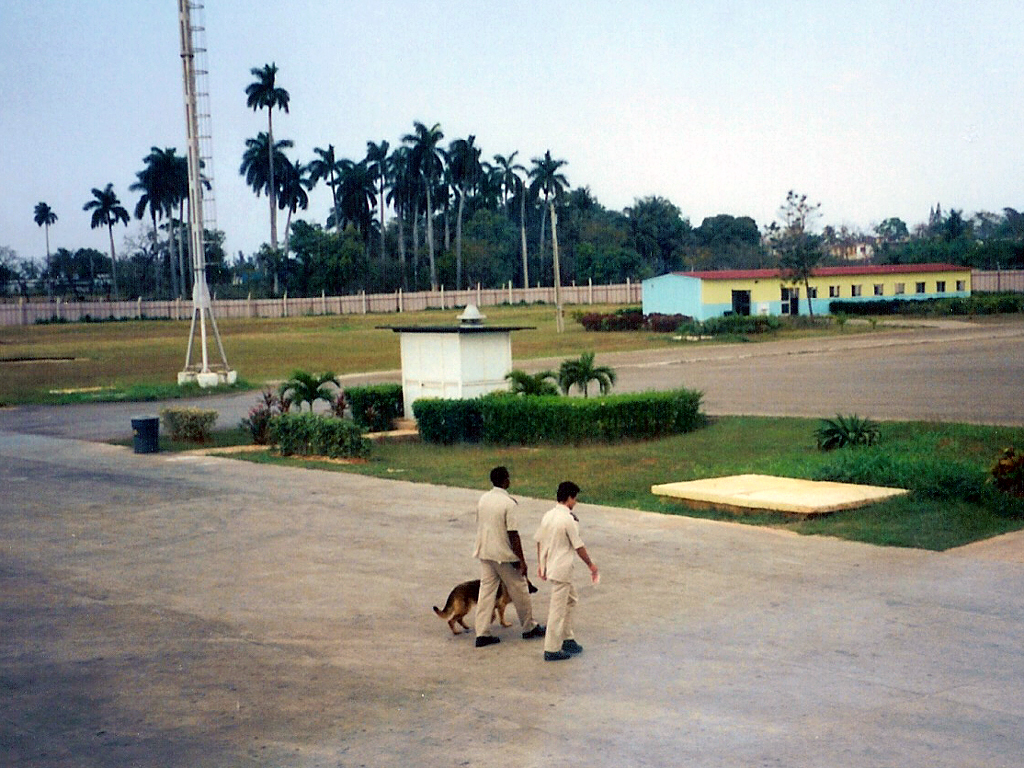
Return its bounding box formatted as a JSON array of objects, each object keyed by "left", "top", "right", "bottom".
[
  {"left": 731, "top": 290, "right": 751, "bottom": 316},
  {"left": 781, "top": 287, "right": 800, "bottom": 316}
]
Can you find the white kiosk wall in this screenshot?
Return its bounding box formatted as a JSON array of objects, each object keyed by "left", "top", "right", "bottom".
[{"left": 398, "top": 329, "right": 514, "bottom": 419}]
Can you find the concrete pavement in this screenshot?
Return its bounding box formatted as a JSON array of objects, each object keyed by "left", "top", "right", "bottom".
[{"left": 1, "top": 317, "right": 1023, "bottom": 767}]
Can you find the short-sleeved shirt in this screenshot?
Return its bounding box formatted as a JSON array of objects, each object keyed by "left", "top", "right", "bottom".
[
  {"left": 534, "top": 503, "right": 584, "bottom": 583},
  {"left": 473, "top": 486, "right": 519, "bottom": 562}
]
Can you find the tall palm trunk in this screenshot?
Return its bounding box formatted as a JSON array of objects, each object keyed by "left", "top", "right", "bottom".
[
  {"left": 378, "top": 175, "right": 387, "bottom": 285},
  {"left": 267, "top": 110, "right": 278, "bottom": 249},
  {"left": 412, "top": 206, "right": 420, "bottom": 291},
  {"left": 396, "top": 200, "right": 407, "bottom": 291},
  {"left": 550, "top": 202, "right": 564, "bottom": 333},
  {"left": 178, "top": 201, "right": 189, "bottom": 296},
  {"left": 455, "top": 188, "right": 465, "bottom": 289},
  {"left": 519, "top": 190, "right": 529, "bottom": 289},
  {"left": 44, "top": 224, "right": 52, "bottom": 300},
  {"left": 106, "top": 224, "right": 119, "bottom": 298},
  {"left": 424, "top": 181, "right": 436, "bottom": 290}
]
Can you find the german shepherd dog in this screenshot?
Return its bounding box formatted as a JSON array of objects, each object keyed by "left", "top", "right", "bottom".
[{"left": 433, "top": 578, "right": 538, "bottom": 635}]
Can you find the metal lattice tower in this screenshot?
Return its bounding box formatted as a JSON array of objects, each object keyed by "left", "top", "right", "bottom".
[{"left": 177, "top": 0, "right": 235, "bottom": 387}]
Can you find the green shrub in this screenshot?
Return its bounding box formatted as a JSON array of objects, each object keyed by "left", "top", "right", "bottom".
[
  {"left": 160, "top": 407, "right": 218, "bottom": 442},
  {"left": 990, "top": 447, "right": 1024, "bottom": 497},
  {"left": 678, "top": 315, "right": 782, "bottom": 338},
  {"left": 268, "top": 412, "right": 370, "bottom": 459},
  {"left": 815, "top": 414, "right": 880, "bottom": 451},
  {"left": 345, "top": 384, "right": 404, "bottom": 432},
  {"left": 414, "top": 388, "right": 704, "bottom": 445},
  {"left": 240, "top": 390, "right": 289, "bottom": 445},
  {"left": 412, "top": 398, "right": 484, "bottom": 444},
  {"left": 814, "top": 449, "right": 987, "bottom": 501}
]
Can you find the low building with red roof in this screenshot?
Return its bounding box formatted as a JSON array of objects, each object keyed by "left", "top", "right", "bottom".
[{"left": 641, "top": 263, "right": 971, "bottom": 320}]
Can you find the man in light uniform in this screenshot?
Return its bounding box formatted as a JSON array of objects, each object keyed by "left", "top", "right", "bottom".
[
  {"left": 473, "top": 466, "right": 545, "bottom": 648},
  {"left": 534, "top": 480, "right": 599, "bottom": 661}
]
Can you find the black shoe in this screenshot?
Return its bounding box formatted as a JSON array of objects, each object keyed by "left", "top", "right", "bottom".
[
  {"left": 522, "top": 624, "right": 546, "bottom": 639},
  {"left": 561, "top": 639, "right": 583, "bottom": 655},
  {"left": 544, "top": 650, "right": 571, "bottom": 661},
  {"left": 475, "top": 636, "right": 500, "bottom": 648}
]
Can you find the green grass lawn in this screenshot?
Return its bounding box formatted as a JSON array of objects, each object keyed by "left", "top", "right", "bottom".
[
  {"left": 1, "top": 304, "right": 877, "bottom": 404},
  {"left": 212, "top": 416, "right": 1024, "bottom": 551}
]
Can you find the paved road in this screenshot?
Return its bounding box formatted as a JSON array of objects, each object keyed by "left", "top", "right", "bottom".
[
  {"left": 2, "top": 317, "right": 1022, "bottom": 442},
  {"left": 1, "top": 317, "right": 1022, "bottom": 767}
]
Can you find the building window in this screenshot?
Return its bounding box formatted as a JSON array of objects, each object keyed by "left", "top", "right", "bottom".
[
  {"left": 895, "top": 282, "right": 905, "bottom": 294},
  {"left": 956, "top": 280, "right": 966, "bottom": 291},
  {"left": 936, "top": 281, "right": 946, "bottom": 293},
  {"left": 873, "top": 284, "right": 884, "bottom": 296},
  {"left": 916, "top": 282, "right": 926, "bottom": 294},
  {"left": 851, "top": 285, "right": 862, "bottom": 297},
  {"left": 829, "top": 285, "right": 840, "bottom": 298},
  {"left": 807, "top": 287, "right": 817, "bottom": 299}
]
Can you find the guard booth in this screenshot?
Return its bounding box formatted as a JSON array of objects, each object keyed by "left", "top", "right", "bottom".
[{"left": 380, "top": 305, "right": 533, "bottom": 420}]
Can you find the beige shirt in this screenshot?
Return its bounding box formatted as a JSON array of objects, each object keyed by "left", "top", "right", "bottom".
[
  {"left": 473, "top": 486, "right": 519, "bottom": 562},
  {"left": 534, "top": 503, "right": 584, "bottom": 583}
]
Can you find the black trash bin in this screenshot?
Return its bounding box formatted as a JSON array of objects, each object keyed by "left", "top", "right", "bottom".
[{"left": 131, "top": 416, "right": 160, "bottom": 454}]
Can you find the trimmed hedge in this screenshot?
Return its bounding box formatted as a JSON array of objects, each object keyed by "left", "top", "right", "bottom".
[
  {"left": 345, "top": 383, "right": 404, "bottom": 432},
  {"left": 413, "top": 388, "right": 704, "bottom": 445},
  {"left": 160, "top": 407, "right": 218, "bottom": 442},
  {"left": 829, "top": 293, "right": 1024, "bottom": 317},
  {"left": 269, "top": 412, "right": 371, "bottom": 459}
]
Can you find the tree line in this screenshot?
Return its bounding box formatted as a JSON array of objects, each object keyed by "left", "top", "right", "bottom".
[{"left": 6, "top": 61, "right": 1022, "bottom": 301}]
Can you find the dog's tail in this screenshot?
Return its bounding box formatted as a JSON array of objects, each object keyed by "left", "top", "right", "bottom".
[{"left": 433, "top": 596, "right": 454, "bottom": 619}]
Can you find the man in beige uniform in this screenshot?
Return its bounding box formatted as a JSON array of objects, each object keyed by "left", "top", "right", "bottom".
[
  {"left": 534, "top": 481, "right": 599, "bottom": 661},
  {"left": 473, "top": 466, "right": 545, "bottom": 648}
]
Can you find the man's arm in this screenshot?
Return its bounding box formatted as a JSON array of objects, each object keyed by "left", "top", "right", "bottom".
[
  {"left": 508, "top": 531, "right": 528, "bottom": 576},
  {"left": 576, "top": 545, "right": 599, "bottom": 584}
]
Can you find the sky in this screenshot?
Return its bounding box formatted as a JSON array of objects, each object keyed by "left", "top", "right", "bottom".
[{"left": 2, "top": 0, "right": 1022, "bottom": 267}]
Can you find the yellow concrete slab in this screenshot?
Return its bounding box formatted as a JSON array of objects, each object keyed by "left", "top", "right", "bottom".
[{"left": 651, "top": 474, "right": 908, "bottom": 517}]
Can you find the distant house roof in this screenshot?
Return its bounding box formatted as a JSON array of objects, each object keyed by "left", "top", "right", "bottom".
[{"left": 667, "top": 263, "right": 966, "bottom": 280}]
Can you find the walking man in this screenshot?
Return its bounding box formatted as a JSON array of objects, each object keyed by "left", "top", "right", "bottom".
[
  {"left": 474, "top": 466, "right": 545, "bottom": 648},
  {"left": 535, "top": 481, "right": 599, "bottom": 661}
]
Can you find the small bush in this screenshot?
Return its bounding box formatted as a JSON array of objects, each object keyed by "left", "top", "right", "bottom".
[
  {"left": 345, "top": 384, "right": 404, "bottom": 432},
  {"left": 815, "top": 414, "right": 880, "bottom": 451},
  {"left": 990, "top": 447, "right": 1024, "bottom": 497},
  {"left": 240, "top": 390, "right": 289, "bottom": 445},
  {"left": 268, "top": 412, "right": 370, "bottom": 459},
  {"left": 575, "top": 309, "right": 690, "bottom": 333},
  {"left": 160, "top": 407, "right": 218, "bottom": 443}
]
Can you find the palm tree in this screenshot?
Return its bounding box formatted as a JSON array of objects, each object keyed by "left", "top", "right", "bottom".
[
  {"left": 505, "top": 369, "right": 559, "bottom": 396},
  {"left": 278, "top": 370, "right": 340, "bottom": 412},
  {"left": 240, "top": 133, "right": 294, "bottom": 293},
  {"left": 402, "top": 121, "right": 446, "bottom": 290},
  {"left": 448, "top": 135, "right": 483, "bottom": 289},
  {"left": 308, "top": 144, "right": 344, "bottom": 233},
  {"left": 365, "top": 140, "right": 390, "bottom": 279},
  {"left": 131, "top": 146, "right": 186, "bottom": 297},
  {"left": 386, "top": 146, "right": 416, "bottom": 290},
  {"left": 494, "top": 152, "right": 529, "bottom": 288},
  {"left": 529, "top": 151, "right": 569, "bottom": 331},
  {"left": 333, "top": 160, "right": 377, "bottom": 248},
  {"left": 557, "top": 352, "right": 616, "bottom": 398},
  {"left": 33, "top": 202, "right": 57, "bottom": 298},
  {"left": 245, "top": 63, "right": 290, "bottom": 249},
  {"left": 83, "top": 184, "right": 130, "bottom": 297},
  {"left": 278, "top": 157, "right": 310, "bottom": 261}
]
